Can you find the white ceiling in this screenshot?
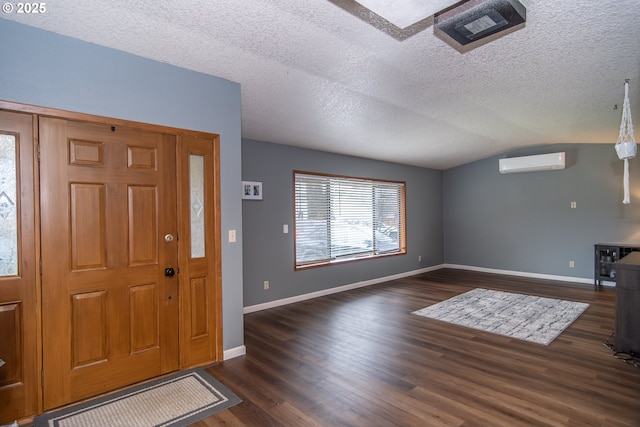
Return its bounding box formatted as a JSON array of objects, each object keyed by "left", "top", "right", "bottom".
[{"left": 4, "top": 0, "right": 640, "bottom": 169}]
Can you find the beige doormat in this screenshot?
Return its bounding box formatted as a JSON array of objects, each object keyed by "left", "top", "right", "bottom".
[{"left": 34, "top": 367, "right": 241, "bottom": 427}]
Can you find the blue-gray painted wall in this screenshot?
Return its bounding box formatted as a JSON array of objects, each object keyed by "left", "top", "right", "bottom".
[
  {"left": 0, "top": 19, "right": 245, "bottom": 351},
  {"left": 444, "top": 144, "right": 640, "bottom": 280},
  {"left": 241, "top": 139, "right": 443, "bottom": 307},
  {"left": 243, "top": 140, "right": 640, "bottom": 306},
  {"left": 5, "top": 19, "right": 638, "bottom": 327}
]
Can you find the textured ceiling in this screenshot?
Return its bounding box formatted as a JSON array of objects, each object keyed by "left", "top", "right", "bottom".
[{"left": 4, "top": 0, "right": 640, "bottom": 169}]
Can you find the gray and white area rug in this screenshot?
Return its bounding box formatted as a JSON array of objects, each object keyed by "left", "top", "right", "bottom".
[
  {"left": 34, "top": 367, "right": 241, "bottom": 427},
  {"left": 412, "top": 288, "right": 589, "bottom": 345}
]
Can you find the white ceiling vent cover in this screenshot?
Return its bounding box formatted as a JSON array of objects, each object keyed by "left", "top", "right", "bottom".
[{"left": 499, "top": 152, "right": 566, "bottom": 174}]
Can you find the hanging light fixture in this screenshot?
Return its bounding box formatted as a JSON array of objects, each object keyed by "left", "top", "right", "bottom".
[{"left": 615, "top": 80, "right": 637, "bottom": 204}]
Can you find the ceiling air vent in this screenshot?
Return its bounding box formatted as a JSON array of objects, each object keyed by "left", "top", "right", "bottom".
[{"left": 435, "top": 0, "right": 526, "bottom": 46}]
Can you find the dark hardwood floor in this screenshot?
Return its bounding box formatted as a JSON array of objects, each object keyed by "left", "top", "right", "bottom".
[{"left": 200, "top": 268, "right": 640, "bottom": 426}]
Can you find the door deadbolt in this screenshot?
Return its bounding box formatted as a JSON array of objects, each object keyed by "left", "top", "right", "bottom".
[{"left": 164, "top": 234, "right": 174, "bottom": 243}]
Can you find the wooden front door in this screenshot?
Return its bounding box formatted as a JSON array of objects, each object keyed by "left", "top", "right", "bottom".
[
  {"left": 39, "top": 117, "right": 180, "bottom": 409},
  {"left": 0, "top": 111, "right": 38, "bottom": 423}
]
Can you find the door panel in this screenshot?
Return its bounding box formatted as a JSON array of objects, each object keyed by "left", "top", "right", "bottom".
[
  {"left": 70, "top": 183, "right": 106, "bottom": 269},
  {"left": 128, "top": 185, "right": 158, "bottom": 265},
  {"left": 40, "top": 117, "right": 179, "bottom": 409},
  {"left": 0, "top": 111, "right": 38, "bottom": 424},
  {"left": 71, "top": 291, "right": 107, "bottom": 367},
  {"left": 129, "top": 284, "right": 159, "bottom": 352}
]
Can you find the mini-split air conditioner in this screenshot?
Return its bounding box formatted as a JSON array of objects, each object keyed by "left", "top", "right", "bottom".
[{"left": 498, "top": 152, "right": 566, "bottom": 174}]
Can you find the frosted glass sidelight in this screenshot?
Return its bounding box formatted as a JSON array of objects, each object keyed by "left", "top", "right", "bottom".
[
  {"left": 0, "top": 134, "right": 18, "bottom": 276},
  {"left": 189, "top": 154, "right": 205, "bottom": 258}
]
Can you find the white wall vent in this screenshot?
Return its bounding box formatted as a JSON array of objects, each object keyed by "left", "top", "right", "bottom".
[{"left": 499, "top": 152, "right": 565, "bottom": 174}]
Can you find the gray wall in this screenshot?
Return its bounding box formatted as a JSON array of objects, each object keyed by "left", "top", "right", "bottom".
[
  {"left": 0, "top": 19, "right": 245, "bottom": 351},
  {"left": 444, "top": 144, "right": 640, "bottom": 280},
  {"left": 6, "top": 19, "right": 630, "bottom": 337},
  {"left": 242, "top": 139, "right": 443, "bottom": 307}
]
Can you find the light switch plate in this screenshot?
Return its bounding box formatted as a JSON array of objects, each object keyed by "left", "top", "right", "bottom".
[{"left": 229, "top": 229, "right": 236, "bottom": 243}]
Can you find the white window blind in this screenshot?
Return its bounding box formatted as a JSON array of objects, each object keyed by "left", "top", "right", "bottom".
[{"left": 295, "top": 172, "right": 405, "bottom": 268}]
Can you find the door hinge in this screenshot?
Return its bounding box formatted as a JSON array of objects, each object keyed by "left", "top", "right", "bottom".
[
  {"left": 37, "top": 143, "right": 41, "bottom": 162},
  {"left": 41, "top": 369, "right": 44, "bottom": 387}
]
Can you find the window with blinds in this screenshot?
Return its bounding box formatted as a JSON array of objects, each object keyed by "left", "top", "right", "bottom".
[{"left": 294, "top": 171, "right": 406, "bottom": 268}]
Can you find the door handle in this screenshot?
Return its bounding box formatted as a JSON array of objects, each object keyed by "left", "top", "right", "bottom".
[{"left": 164, "top": 267, "right": 175, "bottom": 277}]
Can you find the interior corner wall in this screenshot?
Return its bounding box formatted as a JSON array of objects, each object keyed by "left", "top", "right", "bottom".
[
  {"left": 241, "top": 139, "right": 444, "bottom": 307},
  {"left": 0, "top": 19, "right": 245, "bottom": 351},
  {"left": 443, "top": 143, "right": 640, "bottom": 281}
]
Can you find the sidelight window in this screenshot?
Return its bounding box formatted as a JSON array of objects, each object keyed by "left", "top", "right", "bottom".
[
  {"left": 0, "top": 133, "right": 18, "bottom": 276},
  {"left": 189, "top": 154, "right": 205, "bottom": 258}
]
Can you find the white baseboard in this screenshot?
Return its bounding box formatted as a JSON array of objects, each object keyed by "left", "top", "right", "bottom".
[
  {"left": 223, "top": 345, "right": 246, "bottom": 360},
  {"left": 443, "top": 263, "right": 594, "bottom": 285},
  {"left": 243, "top": 264, "right": 444, "bottom": 314},
  {"left": 243, "top": 263, "right": 599, "bottom": 315}
]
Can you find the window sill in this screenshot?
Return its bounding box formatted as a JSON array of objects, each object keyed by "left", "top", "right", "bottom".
[{"left": 295, "top": 250, "right": 406, "bottom": 271}]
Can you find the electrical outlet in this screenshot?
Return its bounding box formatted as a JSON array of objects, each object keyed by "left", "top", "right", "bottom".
[
  {"left": 418, "top": 255, "right": 422, "bottom": 262},
  {"left": 569, "top": 260, "right": 575, "bottom": 268},
  {"left": 570, "top": 201, "right": 577, "bottom": 209},
  {"left": 263, "top": 280, "right": 269, "bottom": 290}
]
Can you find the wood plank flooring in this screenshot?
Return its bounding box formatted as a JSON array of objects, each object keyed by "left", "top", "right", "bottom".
[{"left": 200, "top": 269, "right": 640, "bottom": 426}]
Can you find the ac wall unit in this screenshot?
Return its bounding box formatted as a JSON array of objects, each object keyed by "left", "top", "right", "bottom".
[{"left": 498, "top": 152, "right": 565, "bottom": 174}]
